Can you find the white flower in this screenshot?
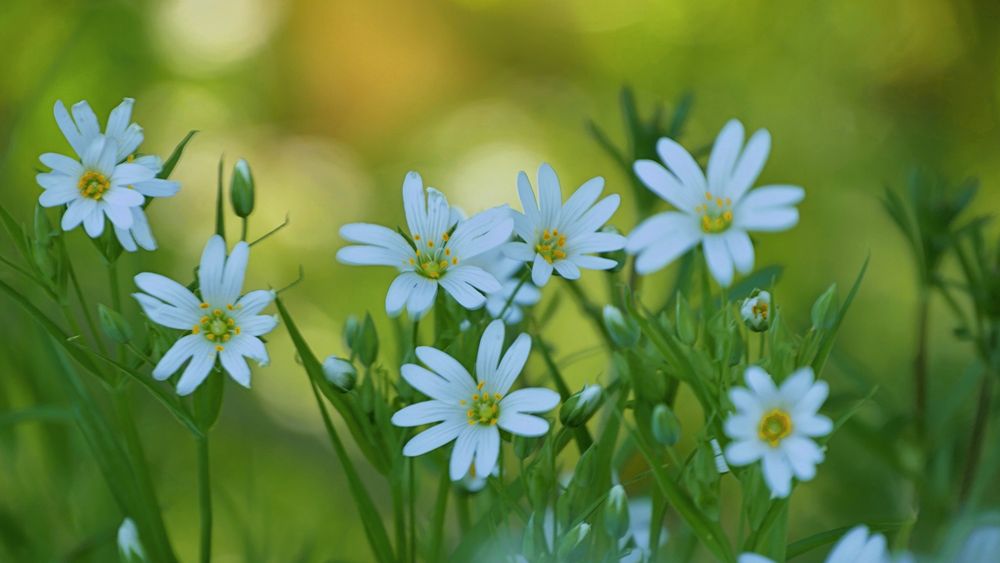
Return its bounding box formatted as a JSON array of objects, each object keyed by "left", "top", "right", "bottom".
[
  {"left": 466, "top": 248, "right": 541, "bottom": 324},
  {"left": 503, "top": 163, "right": 625, "bottom": 287},
  {"left": 741, "top": 290, "right": 772, "bottom": 332},
  {"left": 723, "top": 366, "right": 832, "bottom": 498},
  {"left": 37, "top": 99, "right": 180, "bottom": 248},
  {"left": 825, "top": 526, "right": 892, "bottom": 563},
  {"left": 132, "top": 235, "right": 278, "bottom": 395},
  {"left": 337, "top": 172, "right": 513, "bottom": 319},
  {"left": 117, "top": 518, "right": 145, "bottom": 562},
  {"left": 738, "top": 554, "right": 776, "bottom": 563},
  {"left": 620, "top": 497, "right": 668, "bottom": 563},
  {"left": 391, "top": 319, "right": 559, "bottom": 480},
  {"left": 627, "top": 119, "right": 804, "bottom": 286}
]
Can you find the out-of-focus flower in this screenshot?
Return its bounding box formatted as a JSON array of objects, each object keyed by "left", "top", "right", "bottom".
[
  {"left": 503, "top": 163, "right": 625, "bottom": 287},
  {"left": 391, "top": 320, "right": 559, "bottom": 480},
  {"left": 724, "top": 366, "right": 832, "bottom": 498},
  {"left": 825, "top": 525, "right": 891, "bottom": 563},
  {"left": 117, "top": 517, "right": 145, "bottom": 562},
  {"left": 133, "top": 235, "right": 277, "bottom": 395},
  {"left": 38, "top": 99, "right": 180, "bottom": 250},
  {"left": 604, "top": 484, "right": 630, "bottom": 539},
  {"left": 322, "top": 356, "right": 357, "bottom": 392},
  {"left": 337, "top": 172, "right": 512, "bottom": 318},
  {"left": 741, "top": 289, "right": 772, "bottom": 332},
  {"left": 466, "top": 248, "right": 540, "bottom": 324},
  {"left": 628, "top": 119, "right": 804, "bottom": 286},
  {"left": 603, "top": 304, "right": 640, "bottom": 348}
]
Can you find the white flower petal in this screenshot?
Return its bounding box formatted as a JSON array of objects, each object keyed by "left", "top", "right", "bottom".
[
  {"left": 795, "top": 413, "right": 833, "bottom": 438},
  {"left": 70, "top": 101, "right": 101, "bottom": 146},
  {"left": 62, "top": 198, "right": 96, "bottom": 230},
  {"left": 176, "top": 347, "right": 218, "bottom": 396},
  {"left": 559, "top": 176, "right": 603, "bottom": 227},
  {"left": 227, "top": 334, "right": 269, "bottom": 366},
  {"left": 415, "top": 346, "right": 476, "bottom": 392},
  {"left": 38, "top": 183, "right": 79, "bottom": 207},
  {"left": 738, "top": 185, "right": 804, "bottom": 211},
  {"left": 567, "top": 194, "right": 619, "bottom": 238},
  {"left": 340, "top": 222, "right": 414, "bottom": 257},
  {"left": 198, "top": 235, "right": 227, "bottom": 305},
  {"left": 703, "top": 235, "right": 734, "bottom": 287},
  {"left": 724, "top": 229, "right": 755, "bottom": 275},
  {"left": 497, "top": 412, "right": 550, "bottom": 437},
  {"left": 516, "top": 170, "right": 541, "bottom": 225},
  {"left": 392, "top": 400, "right": 462, "bottom": 427},
  {"left": 735, "top": 206, "right": 799, "bottom": 233},
  {"left": 500, "top": 387, "right": 558, "bottom": 414},
  {"left": 474, "top": 426, "right": 500, "bottom": 478},
  {"left": 531, "top": 255, "right": 553, "bottom": 287},
  {"left": 723, "top": 415, "right": 757, "bottom": 441},
  {"left": 40, "top": 153, "right": 84, "bottom": 176},
  {"left": 83, "top": 208, "right": 105, "bottom": 237},
  {"left": 779, "top": 367, "right": 815, "bottom": 404},
  {"left": 131, "top": 178, "right": 180, "bottom": 198},
  {"left": 127, "top": 207, "right": 156, "bottom": 250},
  {"left": 386, "top": 273, "right": 420, "bottom": 317},
  {"left": 134, "top": 273, "right": 201, "bottom": 310},
  {"left": 239, "top": 314, "right": 278, "bottom": 337},
  {"left": 633, "top": 159, "right": 698, "bottom": 213},
  {"left": 449, "top": 426, "right": 479, "bottom": 481},
  {"left": 724, "top": 439, "right": 765, "bottom": 466},
  {"left": 493, "top": 333, "right": 531, "bottom": 395},
  {"left": 707, "top": 119, "right": 744, "bottom": 193},
  {"left": 782, "top": 436, "right": 822, "bottom": 481},
  {"left": 402, "top": 171, "right": 426, "bottom": 238},
  {"left": 502, "top": 241, "right": 535, "bottom": 262},
  {"left": 537, "top": 163, "right": 562, "bottom": 228},
  {"left": 406, "top": 276, "right": 438, "bottom": 318},
  {"left": 726, "top": 129, "right": 770, "bottom": 202},
  {"left": 151, "top": 334, "right": 203, "bottom": 380},
  {"left": 402, "top": 418, "right": 464, "bottom": 457},
  {"left": 102, "top": 200, "right": 135, "bottom": 230},
  {"left": 234, "top": 289, "right": 276, "bottom": 317},
  {"left": 795, "top": 378, "right": 829, "bottom": 416},
  {"left": 745, "top": 366, "right": 778, "bottom": 401},
  {"left": 220, "top": 241, "right": 249, "bottom": 304},
  {"left": 105, "top": 98, "right": 134, "bottom": 140},
  {"left": 553, "top": 259, "right": 580, "bottom": 280},
  {"left": 402, "top": 363, "right": 464, "bottom": 402},
  {"left": 219, "top": 346, "right": 251, "bottom": 388},
  {"left": 572, "top": 255, "right": 618, "bottom": 270},
  {"left": 476, "top": 319, "right": 505, "bottom": 385},
  {"left": 110, "top": 163, "right": 155, "bottom": 186},
  {"left": 826, "top": 526, "right": 878, "bottom": 563},
  {"left": 439, "top": 275, "right": 487, "bottom": 310},
  {"left": 54, "top": 100, "right": 86, "bottom": 156},
  {"left": 656, "top": 137, "right": 706, "bottom": 193},
  {"left": 761, "top": 448, "right": 792, "bottom": 498},
  {"left": 337, "top": 245, "right": 410, "bottom": 268}
]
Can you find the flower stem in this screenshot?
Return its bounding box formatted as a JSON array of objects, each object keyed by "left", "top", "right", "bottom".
[
  {"left": 498, "top": 269, "right": 530, "bottom": 320},
  {"left": 960, "top": 374, "right": 993, "bottom": 502},
  {"left": 197, "top": 436, "right": 213, "bottom": 563},
  {"left": 913, "top": 288, "right": 929, "bottom": 436},
  {"left": 563, "top": 279, "right": 613, "bottom": 347},
  {"left": 429, "top": 468, "right": 451, "bottom": 560}
]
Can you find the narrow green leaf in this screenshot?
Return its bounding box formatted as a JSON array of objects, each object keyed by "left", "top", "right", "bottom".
[
  {"left": 0, "top": 203, "right": 29, "bottom": 260},
  {"left": 215, "top": 156, "right": 226, "bottom": 240},
  {"left": 811, "top": 254, "right": 869, "bottom": 374},
  {"left": 158, "top": 130, "right": 198, "bottom": 179}
]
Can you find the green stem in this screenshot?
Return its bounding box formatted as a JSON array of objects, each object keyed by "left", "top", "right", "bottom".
[
  {"left": 498, "top": 269, "right": 530, "bottom": 320},
  {"left": 408, "top": 459, "right": 416, "bottom": 563},
  {"left": 429, "top": 468, "right": 451, "bottom": 560},
  {"left": 197, "top": 436, "right": 213, "bottom": 563},
  {"left": 61, "top": 237, "right": 107, "bottom": 355},
  {"left": 960, "top": 374, "right": 993, "bottom": 502},
  {"left": 240, "top": 218, "right": 248, "bottom": 242},
  {"left": 914, "top": 287, "right": 930, "bottom": 437},
  {"left": 563, "top": 279, "right": 613, "bottom": 347}
]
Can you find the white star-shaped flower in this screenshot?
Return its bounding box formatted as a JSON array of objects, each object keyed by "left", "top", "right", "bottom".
[
  {"left": 391, "top": 319, "right": 560, "bottom": 481},
  {"left": 723, "top": 366, "right": 832, "bottom": 498},
  {"left": 132, "top": 235, "right": 278, "bottom": 395},
  {"left": 740, "top": 525, "right": 901, "bottom": 563},
  {"left": 337, "top": 171, "right": 513, "bottom": 319},
  {"left": 37, "top": 99, "right": 180, "bottom": 249},
  {"left": 503, "top": 163, "right": 626, "bottom": 287},
  {"left": 627, "top": 119, "right": 804, "bottom": 286}
]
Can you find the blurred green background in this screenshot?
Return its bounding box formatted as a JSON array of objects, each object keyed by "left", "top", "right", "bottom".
[{"left": 2, "top": 0, "right": 999, "bottom": 560}]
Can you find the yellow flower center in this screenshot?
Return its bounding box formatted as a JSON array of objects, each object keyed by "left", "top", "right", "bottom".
[
  {"left": 752, "top": 301, "right": 769, "bottom": 319},
  {"left": 696, "top": 192, "right": 733, "bottom": 234},
  {"left": 409, "top": 232, "right": 457, "bottom": 279},
  {"left": 192, "top": 305, "right": 240, "bottom": 348},
  {"left": 462, "top": 381, "right": 502, "bottom": 426},
  {"left": 535, "top": 228, "right": 567, "bottom": 264},
  {"left": 758, "top": 408, "right": 793, "bottom": 447},
  {"left": 77, "top": 170, "right": 110, "bottom": 200}
]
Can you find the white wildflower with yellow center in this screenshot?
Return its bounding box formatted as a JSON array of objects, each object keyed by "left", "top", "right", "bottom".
[
  {"left": 504, "top": 163, "right": 626, "bottom": 287},
  {"left": 36, "top": 99, "right": 180, "bottom": 247},
  {"left": 627, "top": 119, "right": 804, "bottom": 286},
  {"left": 132, "top": 235, "right": 277, "bottom": 396},
  {"left": 740, "top": 524, "right": 900, "bottom": 563},
  {"left": 337, "top": 171, "right": 513, "bottom": 319},
  {"left": 724, "top": 366, "right": 832, "bottom": 498},
  {"left": 391, "top": 320, "right": 559, "bottom": 481}
]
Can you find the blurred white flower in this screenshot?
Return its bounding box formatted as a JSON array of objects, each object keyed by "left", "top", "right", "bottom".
[
  {"left": 826, "top": 525, "right": 893, "bottom": 563},
  {"left": 738, "top": 554, "right": 775, "bottom": 563},
  {"left": 628, "top": 119, "right": 804, "bottom": 286},
  {"left": 466, "top": 248, "right": 540, "bottom": 324},
  {"left": 117, "top": 517, "right": 145, "bottom": 562},
  {"left": 37, "top": 99, "right": 179, "bottom": 249},
  {"left": 724, "top": 366, "right": 832, "bottom": 498},
  {"left": 619, "top": 497, "right": 668, "bottom": 563},
  {"left": 741, "top": 290, "right": 772, "bottom": 332},
  {"left": 133, "top": 235, "right": 277, "bottom": 395},
  {"left": 337, "top": 172, "right": 512, "bottom": 319},
  {"left": 391, "top": 319, "right": 559, "bottom": 480},
  {"left": 503, "top": 163, "right": 625, "bottom": 287}
]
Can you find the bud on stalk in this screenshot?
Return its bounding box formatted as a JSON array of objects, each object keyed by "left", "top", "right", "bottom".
[
  {"left": 604, "top": 484, "right": 630, "bottom": 539},
  {"left": 560, "top": 384, "right": 603, "bottom": 427},
  {"left": 322, "top": 356, "right": 357, "bottom": 392},
  {"left": 740, "top": 289, "right": 772, "bottom": 332},
  {"left": 603, "top": 305, "right": 640, "bottom": 348},
  {"left": 230, "top": 159, "right": 255, "bottom": 218}
]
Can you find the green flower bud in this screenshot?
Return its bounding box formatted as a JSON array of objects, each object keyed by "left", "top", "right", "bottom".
[
  {"left": 651, "top": 403, "right": 681, "bottom": 446},
  {"left": 603, "top": 305, "right": 640, "bottom": 348},
  {"left": 557, "top": 522, "right": 591, "bottom": 557},
  {"left": 603, "top": 485, "right": 630, "bottom": 539},
  {"left": 811, "top": 284, "right": 839, "bottom": 330},
  {"left": 560, "top": 384, "right": 603, "bottom": 427},
  {"left": 230, "top": 159, "right": 255, "bottom": 218},
  {"left": 740, "top": 289, "right": 771, "bottom": 332},
  {"left": 322, "top": 356, "right": 357, "bottom": 392},
  {"left": 98, "top": 304, "right": 132, "bottom": 344},
  {"left": 675, "top": 292, "right": 697, "bottom": 344},
  {"left": 117, "top": 518, "right": 146, "bottom": 563},
  {"left": 599, "top": 225, "right": 627, "bottom": 273},
  {"left": 343, "top": 315, "right": 361, "bottom": 349},
  {"left": 512, "top": 434, "right": 542, "bottom": 459},
  {"left": 358, "top": 313, "right": 379, "bottom": 367}
]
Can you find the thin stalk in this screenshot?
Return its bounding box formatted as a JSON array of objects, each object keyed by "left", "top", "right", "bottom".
[
  {"left": 408, "top": 459, "right": 416, "bottom": 563},
  {"left": 563, "top": 279, "right": 614, "bottom": 347},
  {"left": 457, "top": 494, "right": 471, "bottom": 533},
  {"left": 61, "top": 238, "right": 107, "bottom": 355},
  {"left": 960, "top": 374, "right": 993, "bottom": 502},
  {"left": 913, "top": 287, "right": 929, "bottom": 436},
  {"left": 498, "top": 269, "right": 530, "bottom": 320},
  {"left": 197, "top": 436, "right": 213, "bottom": 563},
  {"left": 240, "top": 218, "right": 248, "bottom": 242},
  {"left": 392, "top": 467, "right": 407, "bottom": 562},
  {"left": 429, "top": 468, "right": 451, "bottom": 560}
]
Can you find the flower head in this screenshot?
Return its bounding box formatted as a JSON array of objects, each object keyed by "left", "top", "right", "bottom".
[
  {"left": 724, "top": 366, "right": 832, "bottom": 498},
  {"left": 741, "top": 289, "right": 772, "bottom": 332},
  {"left": 628, "top": 119, "right": 804, "bottom": 286},
  {"left": 391, "top": 319, "right": 559, "bottom": 480},
  {"left": 337, "top": 172, "right": 513, "bottom": 318},
  {"left": 133, "top": 235, "right": 278, "bottom": 395},
  {"left": 37, "top": 99, "right": 179, "bottom": 249},
  {"left": 825, "top": 526, "right": 892, "bottom": 563},
  {"left": 466, "top": 248, "right": 541, "bottom": 324},
  {"left": 503, "top": 163, "right": 626, "bottom": 287},
  {"left": 117, "top": 518, "right": 145, "bottom": 562}
]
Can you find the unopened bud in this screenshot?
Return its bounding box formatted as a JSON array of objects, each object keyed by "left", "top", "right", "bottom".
[
  {"left": 557, "top": 522, "right": 591, "bottom": 557},
  {"left": 560, "top": 384, "right": 603, "bottom": 427},
  {"left": 651, "top": 403, "right": 681, "bottom": 446},
  {"left": 604, "top": 485, "right": 630, "bottom": 539},
  {"left": 117, "top": 518, "right": 145, "bottom": 562},
  {"left": 322, "top": 356, "right": 357, "bottom": 392},
  {"left": 740, "top": 289, "right": 772, "bottom": 332},
  {"left": 230, "top": 159, "right": 255, "bottom": 218},
  {"left": 675, "top": 292, "right": 697, "bottom": 344},
  {"left": 98, "top": 304, "right": 133, "bottom": 344},
  {"left": 343, "top": 315, "right": 361, "bottom": 350},
  {"left": 603, "top": 305, "right": 639, "bottom": 348},
  {"left": 358, "top": 313, "right": 379, "bottom": 367},
  {"left": 811, "top": 284, "right": 839, "bottom": 330}
]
